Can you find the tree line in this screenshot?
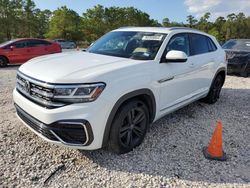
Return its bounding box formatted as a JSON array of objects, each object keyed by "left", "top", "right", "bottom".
[{"left": 0, "top": 0, "right": 250, "bottom": 44}]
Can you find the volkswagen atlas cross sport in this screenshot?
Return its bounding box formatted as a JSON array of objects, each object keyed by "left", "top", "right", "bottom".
[{"left": 13, "top": 27, "right": 227, "bottom": 154}]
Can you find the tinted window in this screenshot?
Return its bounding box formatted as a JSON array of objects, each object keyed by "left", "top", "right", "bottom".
[
  {"left": 13, "top": 41, "right": 27, "bottom": 48},
  {"left": 27, "top": 40, "right": 51, "bottom": 47},
  {"left": 164, "top": 33, "right": 190, "bottom": 56},
  {"left": 207, "top": 38, "right": 217, "bottom": 52},
  {"left": 189, "top": 34, "right": 209, "bottom": 55}
]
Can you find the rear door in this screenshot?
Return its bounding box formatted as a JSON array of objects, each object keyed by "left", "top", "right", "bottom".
[
  {"left": 188, "top": 33, "right": 218, "bottom": 93},
  {"left": 26, "top": 39, "right": 52, "bottom": 58}
]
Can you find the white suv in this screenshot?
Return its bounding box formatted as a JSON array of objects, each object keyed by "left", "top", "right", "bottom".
[{"left": 13, "top": 27, "right": 227, "bottom": 154}]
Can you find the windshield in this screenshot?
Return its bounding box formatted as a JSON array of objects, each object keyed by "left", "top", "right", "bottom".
[
  {"left": 223, "top": 39, "right": 250, "bottom": 51},
  {"left": 87, "top": 31, "right": 167, "bottom": 60},
  {"left": 0, "top": 40, "right": 16, "bottom": 47}
]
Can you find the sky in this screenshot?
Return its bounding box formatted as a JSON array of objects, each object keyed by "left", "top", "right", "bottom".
[{"left": 33, "top": 0, "right": 250, "bottom": 23}]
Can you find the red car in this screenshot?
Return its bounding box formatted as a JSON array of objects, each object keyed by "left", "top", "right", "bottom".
[{"left": 0, "top": 38, "right": 62, "bottom": 67}]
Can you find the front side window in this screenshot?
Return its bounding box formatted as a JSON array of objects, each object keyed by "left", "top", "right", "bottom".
[
  {"left": 165, "top": 33, "right": 190, "bottom": 56},
  {"left": 88, "top": 31, "right": 167, "bottom": 60},
  {"left": 13, "top": 41, "right": 27, "bottom": 48},
  {"left": 189, "top": 34, "right": 210, "bottom": 55},
  {"left": 207, "top": 37, "right": 217, "bottom": 52}
]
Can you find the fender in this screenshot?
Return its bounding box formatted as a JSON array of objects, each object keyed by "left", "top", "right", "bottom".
[
  {"left": 211, "top": 67, "right": 226, "bottom": 87},
  {"left": 102, "top": 88, "right": 156, "bottom": 147}
]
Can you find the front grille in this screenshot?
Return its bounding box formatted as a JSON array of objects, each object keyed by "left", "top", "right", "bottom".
[
  {"left": 15, "top": 104, "right": 58, "bottom": 141},
  {"left": 16, "top": 72, "right": 65, "bottom": 108}
]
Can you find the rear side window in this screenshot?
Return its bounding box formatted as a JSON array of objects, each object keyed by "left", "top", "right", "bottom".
[
  {"left": 27, "top": 40, "right": 51, "bottom": 47},
  {"left": 189, "top": 34, "right": 210, "bottom": 55},
  {"left": 207, "top": 38, "right": 217, "bottom": 52}
]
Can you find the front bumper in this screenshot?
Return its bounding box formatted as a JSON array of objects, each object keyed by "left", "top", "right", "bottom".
[
  {"left": 227, "top": 61, "right": 250, "bottom": 74},
  {"left": 15, "top": 104, "right": 94, "bottom": 146},
  {"left": 13, "top": 88, "right": 112, "bottom": 150}
]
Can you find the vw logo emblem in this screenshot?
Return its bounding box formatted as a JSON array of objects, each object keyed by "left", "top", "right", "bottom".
[{"left": 24, "top": 80, "right": 30, "bottom": 93}]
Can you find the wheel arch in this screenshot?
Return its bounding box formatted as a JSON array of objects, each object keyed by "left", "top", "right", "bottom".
[
  {"left": 0, "top": 55, "right": 9, "bottom": 64},
  {"left": 102, "top": 88, "right": 156, "bottom": 147},
  {"left": 212, "top": 67, "right": 226, "bottom": 87}
]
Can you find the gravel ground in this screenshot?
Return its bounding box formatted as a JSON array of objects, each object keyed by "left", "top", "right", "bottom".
[{"left": 0, "top": 66, "right": 250, "bottom": 188}]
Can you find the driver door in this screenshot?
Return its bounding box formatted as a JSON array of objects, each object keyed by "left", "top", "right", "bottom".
[
  {"left": 6, "top": 40, "right": 32, "bottom": 64},
  {"left": 158, "top": 33, "right": 196, "bottom": 113}
]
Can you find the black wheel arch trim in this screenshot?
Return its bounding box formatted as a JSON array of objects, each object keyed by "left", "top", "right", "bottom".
[
  {"left": 102, "top": 88, "right": 156, "bottom": 147},
  {"left": 0, "top": 55, "right": 9, "bottom": 64},
  {"left": 211, "top": 67, "right": 226, "bottom": 88}
]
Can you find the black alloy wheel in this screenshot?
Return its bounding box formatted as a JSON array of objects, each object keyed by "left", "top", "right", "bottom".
[
  {"left": 0, "top": 56, "right": 7, "bottom": 67},
  {"left": 203, "top": 75, "right": 223, "bottom": 104},
  {"left": 109, "top": 100, "right": 149, "bottom": 154}
]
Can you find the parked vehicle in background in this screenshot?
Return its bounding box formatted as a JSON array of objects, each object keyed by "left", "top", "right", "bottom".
[
  {"left": 54, "top": 39, "right": 76, "bottom": 49},
  {"left": 223, "top": 39, "right": 250, "bottom": 77},
  {"left": 0, "top": 38, "right": 61, "bottom": 67},
  {"left": 13, "top": 27, "right": 227, "bottom": 154}
]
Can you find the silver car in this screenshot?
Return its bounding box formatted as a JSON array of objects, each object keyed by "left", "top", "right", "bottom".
[{"left": 54, "top": 39, "right": 76, "bottom": 49}]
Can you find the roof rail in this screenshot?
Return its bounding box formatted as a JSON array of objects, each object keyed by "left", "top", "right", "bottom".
[
  {"left": 168, "top": 27, "right": 200, "bottom": 31},
  {"left": 118, "top": 26, "right": 133, "bottom": 29}
]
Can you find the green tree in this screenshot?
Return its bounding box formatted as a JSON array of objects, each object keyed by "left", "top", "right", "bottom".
[
  {"left": 197, "top": 12, "right": 211, "bottom": 32},
  {"left": 33, "top": 9, "right": 52, "bottom": 38},
  {"left": 82, "top": 5, "right": 159, "bottom": 42},
  {"left": 0, "top": 0, "right": 23, "bottom": 40},
  {"left": 22, "top": 0, "right": 36, "bottom": 37},
  {"left": 45, "top": 6, "right": 82, "bottom": 40},
  {"left": 186, "top": 15, "right": 197, "bottom": 28},
  {"left": 162, "top": 17, "right": 170, "bottom": 27}
]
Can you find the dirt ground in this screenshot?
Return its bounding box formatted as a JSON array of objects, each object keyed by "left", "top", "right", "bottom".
[{"left": 0, "top": 65, "right": 250, "bottom": 188}]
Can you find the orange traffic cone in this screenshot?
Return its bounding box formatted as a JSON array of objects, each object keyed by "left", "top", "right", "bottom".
[{"left": 203, "top": 121, "right": 227, "bottom": 161}]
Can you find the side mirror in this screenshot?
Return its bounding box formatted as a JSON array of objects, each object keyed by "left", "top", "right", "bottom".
[{"left": 164, "top": 50, "right": 188, "bottom": 63}]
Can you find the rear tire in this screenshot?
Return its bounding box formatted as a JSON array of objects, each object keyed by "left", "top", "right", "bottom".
[
  {"left": 108, "top": 100, "right": 149, "bottom": 154},
  {"left": 0, "top": 56, "right": 7, "bottom": 67},
  {"left": 202, "top": 75, "right": 224, "bottom": 104}
]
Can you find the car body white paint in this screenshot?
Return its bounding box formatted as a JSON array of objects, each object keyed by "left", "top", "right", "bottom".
[{"left": 13, "top": 27, "right": 227, "bottom": 150}]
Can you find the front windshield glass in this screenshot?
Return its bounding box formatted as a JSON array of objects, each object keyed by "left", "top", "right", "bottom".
[
  {"left": 0, "top": 40, "right": 15, "bottom": 47},
  {"left": 87, "top": 31, "right": 167, "bottom": 60},
  {"left": 222, "top": 39, "right": 250, "bottom": 51}
]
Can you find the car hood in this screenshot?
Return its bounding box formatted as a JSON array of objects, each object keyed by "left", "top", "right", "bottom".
[{"left": 19, "top": 51, "right": 140, "bottom": 83}]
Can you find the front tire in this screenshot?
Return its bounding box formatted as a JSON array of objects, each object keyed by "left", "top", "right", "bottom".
[
  {"left": 0, "top": 56, "right": 7, "bottom": 67},
  {"left": 109, "top": 100, "right": 149, "bottom": 154},
  {"left": 202, "top": 74, "right": 224, "bottom": 104}
]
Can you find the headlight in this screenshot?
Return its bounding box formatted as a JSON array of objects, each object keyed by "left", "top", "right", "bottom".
[{"left": 53, "top": 83, "right": 106, "bottom": 103}]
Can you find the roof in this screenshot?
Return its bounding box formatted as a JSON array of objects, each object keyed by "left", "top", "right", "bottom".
[{"left": 114, "top": 27, "right": 205, "bottom": 34}]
